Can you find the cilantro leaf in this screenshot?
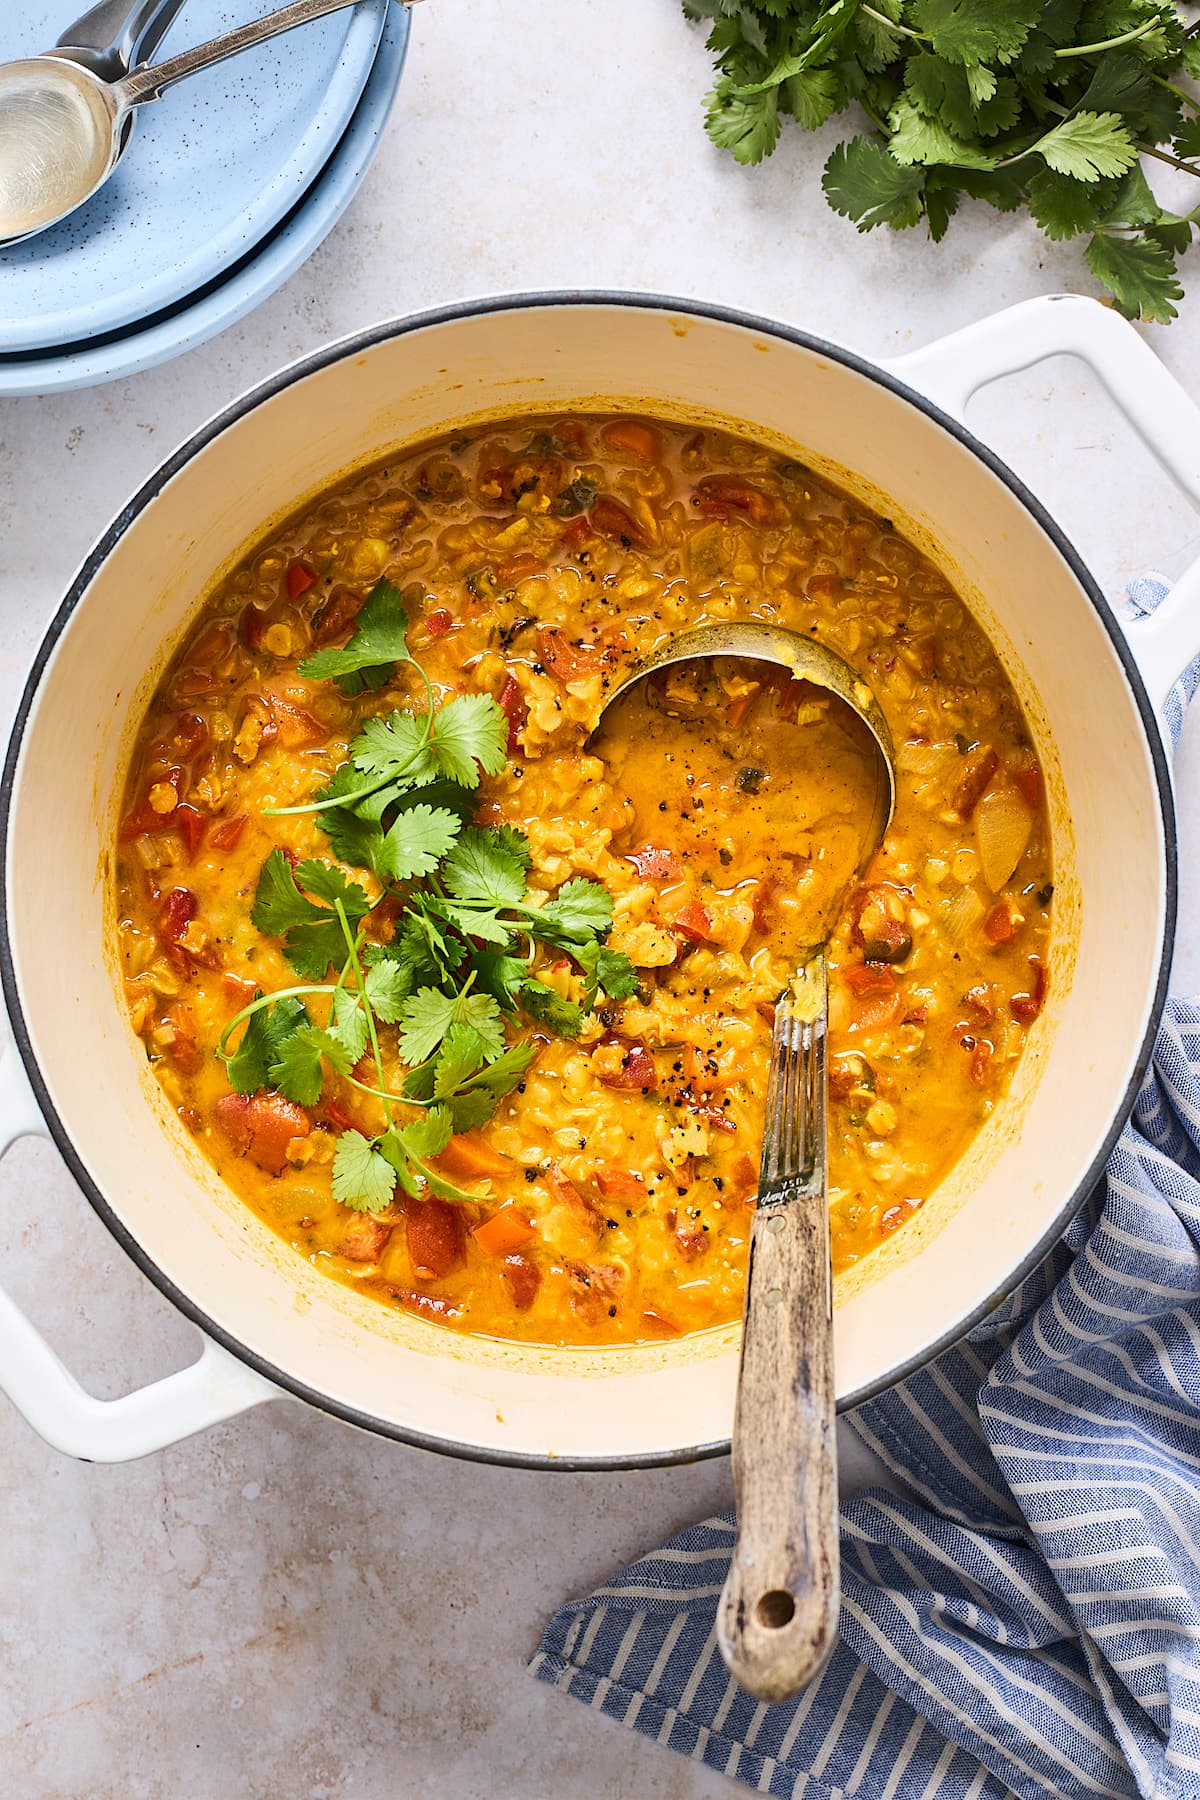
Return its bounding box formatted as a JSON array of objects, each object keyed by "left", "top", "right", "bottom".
[
  {"left": 782, "top": 67, "right": 843, "bottom": 132},
  {"left": 394, "top": 1104, "right": 457, "bottom": 1164},
  {"left": 225, "top": 995, "right": 307, "bottom": 1095},
  {"left": 298, "top": 578, "right": 413, "bottom": 693},
  {"left": 1086, "top": 231, "right": 1184, "bottom": 324},
  {"left": 375, "top": 803, "right": 463, "bottom": 882},
  {"left": 520, "top": 981, "right": 585, "bottom": 1038},
  {"left": 428, "top": 694, "right": 509, "bottom": 788},
  {"left": 250, "top": 850, "right": 367, "bottom": 980},
  {"left": 363, "top": 959, "right": 412, "bottom": 1024},
  {"left": 704, "top": 81, "right": 781, "bottom": 165},
  {"left": 269, "top": 1028, "right": 336, "bottom": 1107},
  {"left": 528, "top": 878, "right": 614, "bottom": 948},
  {"left": 432, "top": 1022, "right": 490, "bottom": 1097},
  {"left": 398, "top": 987, "right": 506, "bottom": 1067},
  {"left": 329, "top": 987, "right": 368, "bottom": 1063},
  {"left": 445, "top": 1089, "right": 500, "bottom": 1133},
  {"left": 331, "top": 1131, "right": 398, "bottom": 1213},
  {"left": 887, "top": 97, "right": 996, "bottom": 169},
  {"left": 349, "top": 711, "right": 436, "bottom": 787},
  {"left": 441, "top": 826, "right": 530, "bottom": 909},
  {"left": 909, "top": 0, "right": 1041, "bottom": 67},
  {"left": 459, "top": 1038, "right": 538, "bottom": 1099},
  {"left": 577, "top": 942, "right": 639, "bottom": 1008},
  {"left": 471, "top": 951, "right": 531, "bottom": 1009},
  {"left": 293, "top": 860, "right": 371, "bottom": 922},
  {"left": 1033, "top": 111, "right": 1138, "bottom": 182},
  {"left": 822, "top": 138, "right": 926, "bottom": 231}
]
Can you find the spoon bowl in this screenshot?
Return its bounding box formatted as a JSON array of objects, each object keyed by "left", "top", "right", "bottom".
[{"left": 0, "top": 58, "right": 120, "bottom": 243}]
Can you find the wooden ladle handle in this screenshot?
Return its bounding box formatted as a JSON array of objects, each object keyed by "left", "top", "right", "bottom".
[
  {"left": 718, "top": 968, "right": 839, "bottom": 1701},
  {"left": 718, "top": 1195, "right": 839, "bottom": 1699}
]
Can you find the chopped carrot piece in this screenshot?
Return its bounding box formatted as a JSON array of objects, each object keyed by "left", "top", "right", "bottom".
[
  {"left": 472, "top": 1208, "right": 536, "bottom": 1256},
  {"left": 434, "top": 1133, "right": 515, "bottom": 1181}
]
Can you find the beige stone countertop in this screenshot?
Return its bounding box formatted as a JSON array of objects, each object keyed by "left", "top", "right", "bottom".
[{"left": 1, "top": 3, "right": 1198, "bottom": 1795}]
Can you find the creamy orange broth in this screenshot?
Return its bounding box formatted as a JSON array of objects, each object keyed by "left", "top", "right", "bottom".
[{"left": 114, "top": 414, "right": 1053, "bottom": 1346}]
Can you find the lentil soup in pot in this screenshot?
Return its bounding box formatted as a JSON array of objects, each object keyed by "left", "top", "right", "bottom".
[{"left": 114, "top": 414, "right": 1053, "bottom": 1347}]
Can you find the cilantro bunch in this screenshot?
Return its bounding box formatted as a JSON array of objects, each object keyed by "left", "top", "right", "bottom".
[
  {"left": 216, "top": 579, "right": 637, "bottom": 1214},
  {"left": 688, "top": 1, "right": 1200, "bottom": 322}
]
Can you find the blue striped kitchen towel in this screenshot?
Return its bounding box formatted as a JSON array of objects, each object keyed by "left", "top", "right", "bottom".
[{"left": 531, "top": 576, "right": 1200, "bottom": 1799}]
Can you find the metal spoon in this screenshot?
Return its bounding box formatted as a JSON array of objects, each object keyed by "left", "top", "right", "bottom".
[
  {"left": 55, "top": 0, "right": 188, "bottom": 83},
  {"left": 51, "top": 0, "right": 188, "bottom": 168},
  {"left": 0, "top": 0, "right": 390, "bottom": 245},
  {"left": 594, "top": 621, "right": 895, "bottom": 1701}
]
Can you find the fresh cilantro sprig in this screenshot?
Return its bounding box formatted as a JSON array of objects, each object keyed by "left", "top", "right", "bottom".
[
  {"left": 216, "top": 586, "right": 637, "bottom": 1214},
  {"left": 688, "top": 1, "right": 1200, "bottom": 322}
]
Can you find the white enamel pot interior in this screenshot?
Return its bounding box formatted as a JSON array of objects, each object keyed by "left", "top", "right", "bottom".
[{"left": 3, "top": 293, "right": 1200, "bottom": 1467}]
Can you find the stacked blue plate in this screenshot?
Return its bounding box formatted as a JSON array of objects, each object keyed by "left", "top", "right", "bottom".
[{"left": 0, "top": 0, "right": 409, "bottom": 394}]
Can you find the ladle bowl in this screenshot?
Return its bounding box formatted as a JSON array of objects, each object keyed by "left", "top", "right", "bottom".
[{"left": 594, "top": 619, "right": 896, "bottom": 1700}]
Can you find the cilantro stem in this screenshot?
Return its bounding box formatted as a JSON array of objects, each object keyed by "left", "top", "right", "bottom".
[
  {"left": 335, "top": 897, "right": 393, "bottom": 1128},
  {"left": 1150, "top": 74, "right": 1200, "bottom": 113},
  {"left": 216, "top": 985, "right": 328, "bottom": 1060},
  {"left": 1054, "top": 18, "right": 1162, "bottom": 57},
  {"left": 1138, "top": 141, "right": 1200, "bottom": 179},
  {"left": 859, "top": 4, "right": 925, "bottom": 43}
]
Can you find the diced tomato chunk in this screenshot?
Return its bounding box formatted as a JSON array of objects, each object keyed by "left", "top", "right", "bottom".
[
  {"left": 310, "top": 585, "right": 362, "bottom": 646},
  {"left": 406, "top": 1199, "right": 466, "bottom": 1280},
  {"left": 269, "top": 697, "right": 325, "bottom": 749},
  {"left": 1011, "top": 956, "right": 1048, "bottom": 1024},
  {"left": 425, "top": 608, "right": 454, "bottom": 637},
  {"left": 692, "top": 475, "right": 774, "bottom": 523},
  {"left": 175, "top": 806, "right": 206, "bottom": 861},
  {"left": 596, "top": 1041, "right": 657, "bottom": 1091},
  {"left": 969, "top": 1040, "right": 993, "bottom": 1086},
  {"left": 501, "top": 1253, "right": 541, "bottom": 1311},
  {"left": 240, "top": 604, "right": 268, "bottom": 651},
  {"left": 496, "top": 553, "right": 542, "bottom": 586},
  {"left": 168, "top": 712, "right": 209, "bottom": 759},
  {"left": 215, "top": 1092, "right": 310, "bottom": 1175},
  {"left": 595, "top": 1166, "right": 645, "bottom": 1201},
  {"left": 1012, "top": 764, "right": 1043, "bottom": 810},
  {"left": 673, "top": 900, "right": 714, "bottom": 944},
  {"left": 953, "top": 747, "right": 998, "bottom": 819},
  {"left": 730, "top": 1152, "right": 758, "bottom": 1200},
  {"left": 499, "top": 673, "right": 528, "bottom": 752},
  {"left": 984, "top": 899, "right": 1022, "bottom": 946},
  {"left": 880, "top": 1198, "right": 920, "bottom": 1235},
  {"left": 544, "top": 1161, "right": 601, "bottom": 1222},
  {"left": 209, "top": 813, "right": 249, "bottom": 852},
  {"left": 625, "top": 844, "right": 681, "bottom": 881},
  {"left": 561, "top": 516, "right": 590, "bottom": 553},
  {"left": 537, "top": 628, "right": 602, "bottom": 684},
  {"left": 844, "top": 963, "right": 897, "bottom": 998},
  {"left": 161, "top": 887, "right": 197, "bottom": 943},
  {"left": 285, "top": 560, "right": 316, "bottom": 600},
  {"left": 687, "top": 1100, "right": 737, "bottom": 1133},
  {"left": 338, "top": 1214, "right": 393, "bottom": 1262},
  {"left": 588, "top": 496, "right": 648, "bottom": 547},
  {"left": 849, "top": 990, "right": 902, "bottom": 1033}
]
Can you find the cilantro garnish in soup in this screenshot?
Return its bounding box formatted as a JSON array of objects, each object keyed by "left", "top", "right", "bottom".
[{"left": 114, "top": 414, "right": 1053, "bottom": 1345}]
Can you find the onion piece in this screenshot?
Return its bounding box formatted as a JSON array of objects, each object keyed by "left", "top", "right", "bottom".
[
  {"left": 977, "top": 786, "right": 1034, "bottom": 892},
  {"left": 896, "top": 739, "right": 956, "bottom": 777},
  {"left": 943, "top": 886, "right": 985, "bottom": 944}
]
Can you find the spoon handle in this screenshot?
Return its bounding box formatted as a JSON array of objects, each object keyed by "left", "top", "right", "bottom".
[
  {"left": 114, "top": 0, "right": 410, "bottom": 110},
  {"left": 718, "top": 961, "right": 840, "bottom": 1703}
]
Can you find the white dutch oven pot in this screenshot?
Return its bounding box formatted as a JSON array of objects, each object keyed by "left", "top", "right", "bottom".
[{"left": 2, "top": 294, "right": 1198, "bottom": 1467}]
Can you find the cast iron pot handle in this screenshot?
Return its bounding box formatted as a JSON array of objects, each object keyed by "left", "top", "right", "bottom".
[
  {"left": 883, "top": 294, "right": 1200, "bottom": 727},
  {"left": 0, "top": 1044, "right": 279, "bottom": 1461}
]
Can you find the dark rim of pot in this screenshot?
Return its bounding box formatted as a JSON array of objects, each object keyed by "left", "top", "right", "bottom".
[{"left": 0, "top": 291, "right": 1179, "bottom": 1471}]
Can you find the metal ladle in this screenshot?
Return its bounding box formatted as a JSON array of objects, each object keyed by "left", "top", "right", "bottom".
[
  {"left": 594, "top": 621, "right": 896, "bottom": 1701},
  {"left": 0, "top": 0, "right": 406, "bottom": 245}
]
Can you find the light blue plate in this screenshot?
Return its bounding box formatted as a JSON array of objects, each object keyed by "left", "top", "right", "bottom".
[
  {"left": 0, "top": 3, "right": 409, "bottom": 395},
  {"left": 0, "top": 0, "right": 388, "bottom": 353}
]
